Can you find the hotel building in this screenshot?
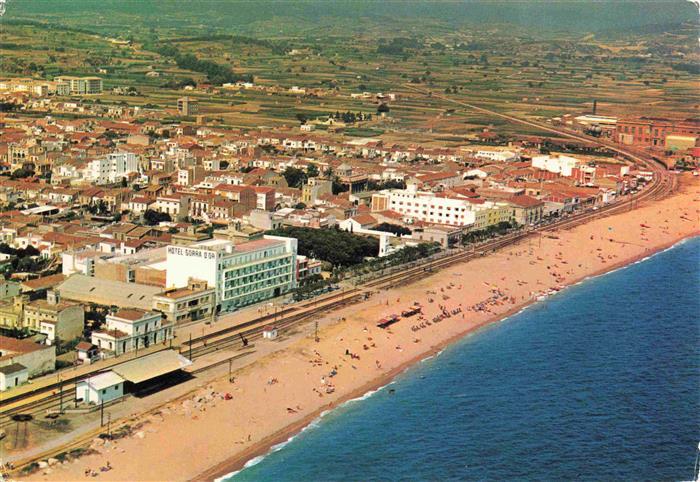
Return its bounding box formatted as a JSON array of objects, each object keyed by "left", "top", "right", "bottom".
[
  {"left": 372, "top": 186, "right": 477, "bottom": 226},
  {"left": 165, "top": 236, "right": 297, "bottom": 312}
]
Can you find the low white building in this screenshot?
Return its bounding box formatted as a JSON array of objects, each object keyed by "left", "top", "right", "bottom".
[
  {"left": 76, "top": 371, "right": 125, "bottom": 405},
  {"left": 262, "top": 325, "right": 278, "bottom": 340},
  {"left": 0, "top": 363, "right": 29, "bottom": 391},
  {"left": 475, "top": 150, "right": 518, "bottom": 162}
]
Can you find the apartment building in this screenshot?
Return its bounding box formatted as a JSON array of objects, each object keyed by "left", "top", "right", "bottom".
[
  {"left": 152, "top": 279, "right": 216, "bottom": 325},
  {"left": 177, "top": 96, "right": 198, "bottom": 116},
  {"left": 85, "top": 152, "right": 139, "bottom": 185},
  {"left": 55, "top": 76, "right": 103, "bottom": 95}
]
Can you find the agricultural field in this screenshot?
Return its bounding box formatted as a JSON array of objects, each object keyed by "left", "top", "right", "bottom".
[{"left": 1, "top": 1, "right": 697, "bottom": 145}]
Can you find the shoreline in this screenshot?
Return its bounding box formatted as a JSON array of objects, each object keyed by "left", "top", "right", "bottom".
[
  {"left": 18, "top": 175, "right": 700, "bottom": 482},
  {"left": 196, "top": 231, "right": 699, "bottom": 482}
]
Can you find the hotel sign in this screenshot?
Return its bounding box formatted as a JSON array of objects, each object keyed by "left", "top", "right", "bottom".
[{"left": 167, "top": 246, "right": 216, "bottom": 260}]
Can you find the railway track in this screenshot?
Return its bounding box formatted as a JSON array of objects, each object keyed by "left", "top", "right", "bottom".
[
  {"left": 183, "top": 288, "right": 364, "bottom": 360},
  {"left": 0, "top": 91, "right": 676, "bottom": 452},
  {"left": 0, "top": 168, "right": 673, "bottom": 429}
]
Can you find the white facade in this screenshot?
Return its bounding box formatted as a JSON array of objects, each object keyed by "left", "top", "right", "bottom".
[
  {"left": 531, "top": 154, "right": 580, "bottom": 177},
  {"left": 76, "top": 371, "right": 124, "bottom": 405},
  {"left": 372, "top": 186, "right": 477, "bottom": 227},
  {"left": 91, "top": 310, "right": 173, "bottom": 356},
  {"left": 475, "top": 150, "right": 518, "bottom": 162},
  {"left": 62, "top": 251, "right": 98, "bottom": 276},
  {"left": 0, "top": 364, "right": 29, "bottom": 391},
  {"left": 165, "top": 236, "right": 298, "bottom": 312},
  {"left": 84, "top": 152, "right": 139, "bottom": 185}
]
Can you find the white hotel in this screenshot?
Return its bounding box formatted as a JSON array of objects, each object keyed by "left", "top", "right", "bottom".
[
  {"left": 371, "top": 185, "right": 478, "bottom": 227},
  {"left": 165, "top": 236, "right": 297, "bottom": 312}
]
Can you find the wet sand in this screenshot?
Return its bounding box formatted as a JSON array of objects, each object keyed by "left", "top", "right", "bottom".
[{"left": 21, "top": 175, "right": 700, "bottom": 482}]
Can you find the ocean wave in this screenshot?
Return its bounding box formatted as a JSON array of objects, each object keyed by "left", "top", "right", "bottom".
[
  {"left": 220, "top": 381, "right": 394, "bottom": 480},
  {"left": 571, "top": 237, "right": 694, "bottom": 289},
  {"left": 217, "top": 237, "right": 698, "bottom": 481}
]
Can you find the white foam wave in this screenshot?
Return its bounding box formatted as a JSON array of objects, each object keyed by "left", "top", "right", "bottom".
[
  {"left": 218, "top": 381, "right": 394, "bottom": 480},
  {"left": 216, "top": 236, "right": 699, "bottom": 481}
]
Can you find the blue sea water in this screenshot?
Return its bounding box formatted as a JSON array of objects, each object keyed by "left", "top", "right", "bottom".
[{"left": 227, "top": 237, "right": 700, "bottom": 482}]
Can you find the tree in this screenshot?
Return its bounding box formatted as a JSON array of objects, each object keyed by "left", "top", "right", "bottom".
[
  {"left": 367, "top": 179, "right": 406, "bottom": 191},
  {"left": 374, "top": 223, "right": 411, "bottom": 236},
  {"left": 143, "top": 209, "right": 172, "bottom": 226},
  {"left": 306, "top": 164, "right": 319, "bottom": 178},
  {"left": 377, "top": 103, "right": 390, "bottom": 114},
  {"left": 282, "top": 167, "right": 308, "bottom": 189},
  {"left": 266, "top": 226, "right": 378, "bottom": 267},
  {"left": 10, "top": 168, "right": 34, "bottom": 179}
]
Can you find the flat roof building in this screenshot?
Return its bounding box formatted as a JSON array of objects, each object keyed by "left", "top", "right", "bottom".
[
  {"left": 165, "top": 236, "right": 297, "bottom": 312},
  {"left": 152, "top": 279, "right": 216, "bottom": 325}
]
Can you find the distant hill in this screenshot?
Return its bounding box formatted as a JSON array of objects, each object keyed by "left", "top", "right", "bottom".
[{"left": 3, "top": 0, "right": 697, "bottom": 36}]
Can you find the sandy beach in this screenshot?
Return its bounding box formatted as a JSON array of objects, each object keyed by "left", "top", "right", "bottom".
[{"left": 19, "top": 174, "right": 700, "bottom": 482}]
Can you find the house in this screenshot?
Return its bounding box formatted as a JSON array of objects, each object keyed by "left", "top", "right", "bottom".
[
  {"left": 339, "top": 213, "right": 378, "bottom": 232},
  {"left": 251, "top": 186, "right": 276, "bottom": 211},
  {"left": 213, "top": 184, "right": 257, "bottom": 210},
  {"left": 0, "top": 363, "right": 29, "bottom": 391},
  {"left": 76, "top": 341, "right": 99, "bottom": 364},
  {"left": 24, "top": 291, "right": 85, "bottom": 343},
  {"left": 152, "top": 279, "right": 216, "bottom": 325},
  {"left": 0, "top": 277, "right": 20, "bottom": 301},
  {"left": 76, "top": 371, "right": 125, "bottom": 405},
  {"left": 127, "top": 196, "right": 153, "bottom": 216},
  {"left": 91, "top": 309, "right": 174, "bottom": 356},
  {"left": 262, "top": 325, "right": 278, "bottom": 340},
  {"left": 410, "top": 225, "right": 463, "bottom": 248},
  {"left": 0, "top": 335, "right": 56, "bottom": 378},
  {"left": 507, "top": 195, "right": 544, "bottom": 226}
]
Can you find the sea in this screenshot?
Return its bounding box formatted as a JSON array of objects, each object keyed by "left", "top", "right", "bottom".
[{"left": 225, "top": 237, "right": 700, "bottom": 482}]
